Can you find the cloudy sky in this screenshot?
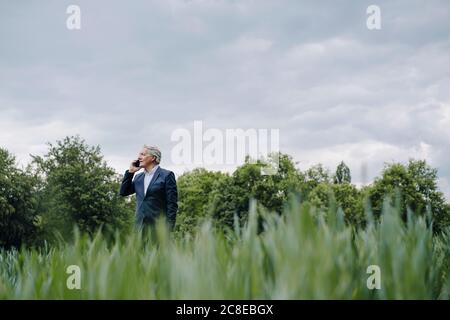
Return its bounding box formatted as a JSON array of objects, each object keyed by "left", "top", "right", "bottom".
[{"left": 1, "top": 0, "right": 449, "bottom": 199}]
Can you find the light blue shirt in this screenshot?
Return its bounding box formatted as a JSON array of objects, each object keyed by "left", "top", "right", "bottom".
[{"left": 143, "top": 165, "right": 159, "bottom": 195}]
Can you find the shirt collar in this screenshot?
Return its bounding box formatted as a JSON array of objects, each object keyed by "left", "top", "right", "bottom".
[{"left": 144, "top": 164, "right": 159, "bottom": 175}]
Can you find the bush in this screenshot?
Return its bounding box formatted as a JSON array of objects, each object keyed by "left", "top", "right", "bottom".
[
  {"left": 368, "top": 160, "right": 449, "bottom": 233},
  {"left": 31, "top": 136, "right": 133, "bottom": 241},
  {"left": 0, "top": 148, "right": 42, "bottom": 249},
  {"left": 309, "top": 182, "right": 365, "bottom": 227},
  {"left": 175, "top": 168, "right": 229, "bottom": 235},
  {"left": 209, "top": 153, "right": 304, "bottom": 229}
]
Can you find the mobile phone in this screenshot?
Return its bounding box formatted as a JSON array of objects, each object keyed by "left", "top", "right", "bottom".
[{"left": 133, "top": 160, "right": 140, "bottom": 168}]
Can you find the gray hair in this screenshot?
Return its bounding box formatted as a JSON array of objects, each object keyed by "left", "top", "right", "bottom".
[{"left": 143, "top": 145, "right": 161, "bottom": 164}]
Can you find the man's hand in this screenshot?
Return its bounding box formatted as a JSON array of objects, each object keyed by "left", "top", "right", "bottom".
[{"left": 129, "top": 160, "right": 140, "bottom": 173}]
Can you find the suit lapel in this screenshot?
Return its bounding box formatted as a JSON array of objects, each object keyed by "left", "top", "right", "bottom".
[{"left": 145, "top": 166, "right": 161, "bottom": 197}]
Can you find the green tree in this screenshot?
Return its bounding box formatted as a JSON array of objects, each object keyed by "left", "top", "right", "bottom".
[
  {"left": 301, "top": 164, "right": 331, "bottom": 198},
  {"left": 209, "top": 153, "right": 304, "bottom": 228},
  {"left": 368, "top": 159, "right": 449, "bottom": 233},
  {"left": 334, "top": 161, "right": 351, "bottom": 184},
  {"left": 31, "top": 136, "right": 133, "bottom": 240},
  {"left": 0, "top": 148, "right": 42, "bottom": 249},
  {"left": 175, "top": 168, "right": 229, "bottom": 235},
  {"left": 309, "top": 182, "right": 365, "bottom": 227}
]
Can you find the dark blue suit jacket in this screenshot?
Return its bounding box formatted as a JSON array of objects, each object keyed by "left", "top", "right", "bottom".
[{"left": 119, "top": 167, "right": 178, "bottom": 230}]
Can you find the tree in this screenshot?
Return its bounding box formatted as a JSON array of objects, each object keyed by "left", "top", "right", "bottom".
[
  {"left": 175, "top": 168, "right": 229, "bottom": 235},
  {"left": 0, "top": 148, "right": 42, "bottom": 249},
  {"left": 301, "top": 164, "right": 331, "bottom": 198},
  {"left": 368, "top": 159, "right": 449, "bottom": 233},
  {"left": 31, "top": 136, "right": 133, "bottom": 239},
  {"left": 209, "top": 153, "right": 304, "bottom": 229},
  {"left": 334, "top": 161, "right": 351, "bottom": 184},
  {"left": 309, "top": 182, "right": 365, "bottom": 227}
]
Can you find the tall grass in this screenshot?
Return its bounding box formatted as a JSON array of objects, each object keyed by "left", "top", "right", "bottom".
[{"left": 0, "top": 198, "right": 449, "bottom": 299}]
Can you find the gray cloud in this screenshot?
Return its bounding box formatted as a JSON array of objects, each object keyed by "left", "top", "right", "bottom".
[{"left": 0, "top": 0, "right": 449, "bottom": 199}]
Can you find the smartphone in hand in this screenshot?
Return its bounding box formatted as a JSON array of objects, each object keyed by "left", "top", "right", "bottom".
[{"left": 133, "top": 160, "right": 140, "bottom": 168}]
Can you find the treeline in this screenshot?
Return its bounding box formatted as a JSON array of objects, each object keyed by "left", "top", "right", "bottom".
[
  {"left": 1, "top": 136, "right": 449, "bottom": 249},
  {"left": 176, "top": 153, "right": 450, "bottom": 236},
  {"left": 0, "top": 136, "right": 134, "bottom": 249}
]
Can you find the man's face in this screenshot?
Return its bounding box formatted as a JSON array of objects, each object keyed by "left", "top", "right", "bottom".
[{"left": 138, "top": 148, "right": 155, "bottom": 167}]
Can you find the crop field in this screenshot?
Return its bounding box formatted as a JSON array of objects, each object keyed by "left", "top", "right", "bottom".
[{"left": 1, "top": 200, "right": 448, "bottom": 300}]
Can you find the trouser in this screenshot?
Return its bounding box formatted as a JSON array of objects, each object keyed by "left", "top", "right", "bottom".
[{"left": 134, "top": 215, "right": 156, "bottom": 243}]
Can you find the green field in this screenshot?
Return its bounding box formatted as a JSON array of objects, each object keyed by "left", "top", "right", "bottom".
[{"left": 1, "top": 199, "right": 448, "bottom": 299}]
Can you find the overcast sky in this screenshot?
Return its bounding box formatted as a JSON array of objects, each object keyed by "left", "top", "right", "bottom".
[{"left": 1, "top": 0, "right": 449, "bottom": 200}]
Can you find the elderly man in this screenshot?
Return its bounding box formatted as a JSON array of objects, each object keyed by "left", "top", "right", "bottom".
[{"left": 119, "top": 145, "right": 178, "bottom": 231}]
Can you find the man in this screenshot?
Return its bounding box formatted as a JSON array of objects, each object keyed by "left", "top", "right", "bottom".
[{"left": 119, "top": 145, "right": 178, "bottom": 231}]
